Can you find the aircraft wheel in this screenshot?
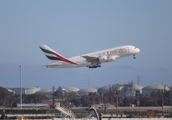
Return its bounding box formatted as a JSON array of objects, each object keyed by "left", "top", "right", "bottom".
[{"left": 133, "top": 55, "right": 136, "bottom": 59}]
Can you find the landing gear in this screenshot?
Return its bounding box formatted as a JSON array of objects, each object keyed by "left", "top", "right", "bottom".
[
  {"left": 88, "top": 65, "right": 101, "bottom": 68},
  {"left": 133, "top": 55, "right": 136, "bottom": 59}
]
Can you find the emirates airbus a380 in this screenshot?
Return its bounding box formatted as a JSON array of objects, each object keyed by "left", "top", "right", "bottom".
[{"left": 39, "top": 45, "right": 140, "bottom": 68}]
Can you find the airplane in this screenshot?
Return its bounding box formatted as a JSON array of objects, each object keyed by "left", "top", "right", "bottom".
[{"left": 39, "top": 45, "right": 140, "bottom": 68}]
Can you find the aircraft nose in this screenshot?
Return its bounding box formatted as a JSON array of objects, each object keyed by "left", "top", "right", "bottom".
[{"left": 137, "top": 48, "right": 140, "bottom": 53}]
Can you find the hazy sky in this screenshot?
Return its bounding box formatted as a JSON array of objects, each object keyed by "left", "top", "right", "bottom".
[{"left": 0, "top": 1, "right": 172, "bottom": 89}]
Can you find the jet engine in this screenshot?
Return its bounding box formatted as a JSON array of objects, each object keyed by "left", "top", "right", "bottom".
[
  {"left": 98, "top": 56, "right": 107, "bottom": 63},
  {"left": 107, "top": 56, "right": 116, "bottom": 62}
]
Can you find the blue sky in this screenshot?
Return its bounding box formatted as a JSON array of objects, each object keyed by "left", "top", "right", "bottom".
[{"left": 0, "top": 1, "right": 172, "bottom": 89}]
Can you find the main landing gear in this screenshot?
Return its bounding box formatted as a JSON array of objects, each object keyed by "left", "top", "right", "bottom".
[{"left": 88, "top": 65, "right": 101, "bottom": 68}]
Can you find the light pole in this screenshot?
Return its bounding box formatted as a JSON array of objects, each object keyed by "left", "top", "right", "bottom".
[
  {"left": 158, "top": 85, "right": 166, "bottom": 117},
  {"left": 19, "top": 65, "right": 22, "bottom": 110},
  {"left": 114, "top": 90, "right": 120, "bottom": 118}
]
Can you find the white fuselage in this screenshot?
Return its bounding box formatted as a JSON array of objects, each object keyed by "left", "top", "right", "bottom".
[{"left": 46, "top": 45, "right": 140, "bottom": 68}]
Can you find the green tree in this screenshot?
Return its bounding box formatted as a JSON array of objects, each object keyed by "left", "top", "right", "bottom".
[
  {"left": 70, "top": 98, "right": 81, "bottom": 107},
  {"left": 121, "top": 97, "right": 135, "bottom": 106},
  {"left": 135, "top": 90, "right": 141, "bottom": 97},
  {"left": 23, "top": 94, "right": 48, "bottom": 103},
  {"left": 140, "top": 95, "right": 152, "bottom": 106},
  {"left": 0, "top": 87, "right": 19, "bottom": 107},
  {"left": 53, "top": 90, "right": 63, "bottom": 100}
]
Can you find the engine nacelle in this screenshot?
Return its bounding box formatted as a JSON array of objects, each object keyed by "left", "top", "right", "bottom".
[
  {"left": 99, "top": 56, "right": 107, "bottom": 63},
  {"left": 107, "top": 56, "right": 116, "bottom": 62}
]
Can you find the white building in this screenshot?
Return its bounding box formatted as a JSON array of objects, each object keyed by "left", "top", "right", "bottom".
[
  {"left": 142, "top": 84, "right": 169, "bottom": 96},
  {"left": 78, "top": 88, "right": 97, "bottom": 96}
]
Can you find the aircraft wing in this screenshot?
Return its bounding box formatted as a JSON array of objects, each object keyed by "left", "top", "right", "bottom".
[{"left": 82, "top": 56, "right": 99, "bottom": 65}]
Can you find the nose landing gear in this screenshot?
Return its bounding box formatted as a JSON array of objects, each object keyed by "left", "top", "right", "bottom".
[{"left": 133, "top": 55, "right": 136, "bottom": 59}]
